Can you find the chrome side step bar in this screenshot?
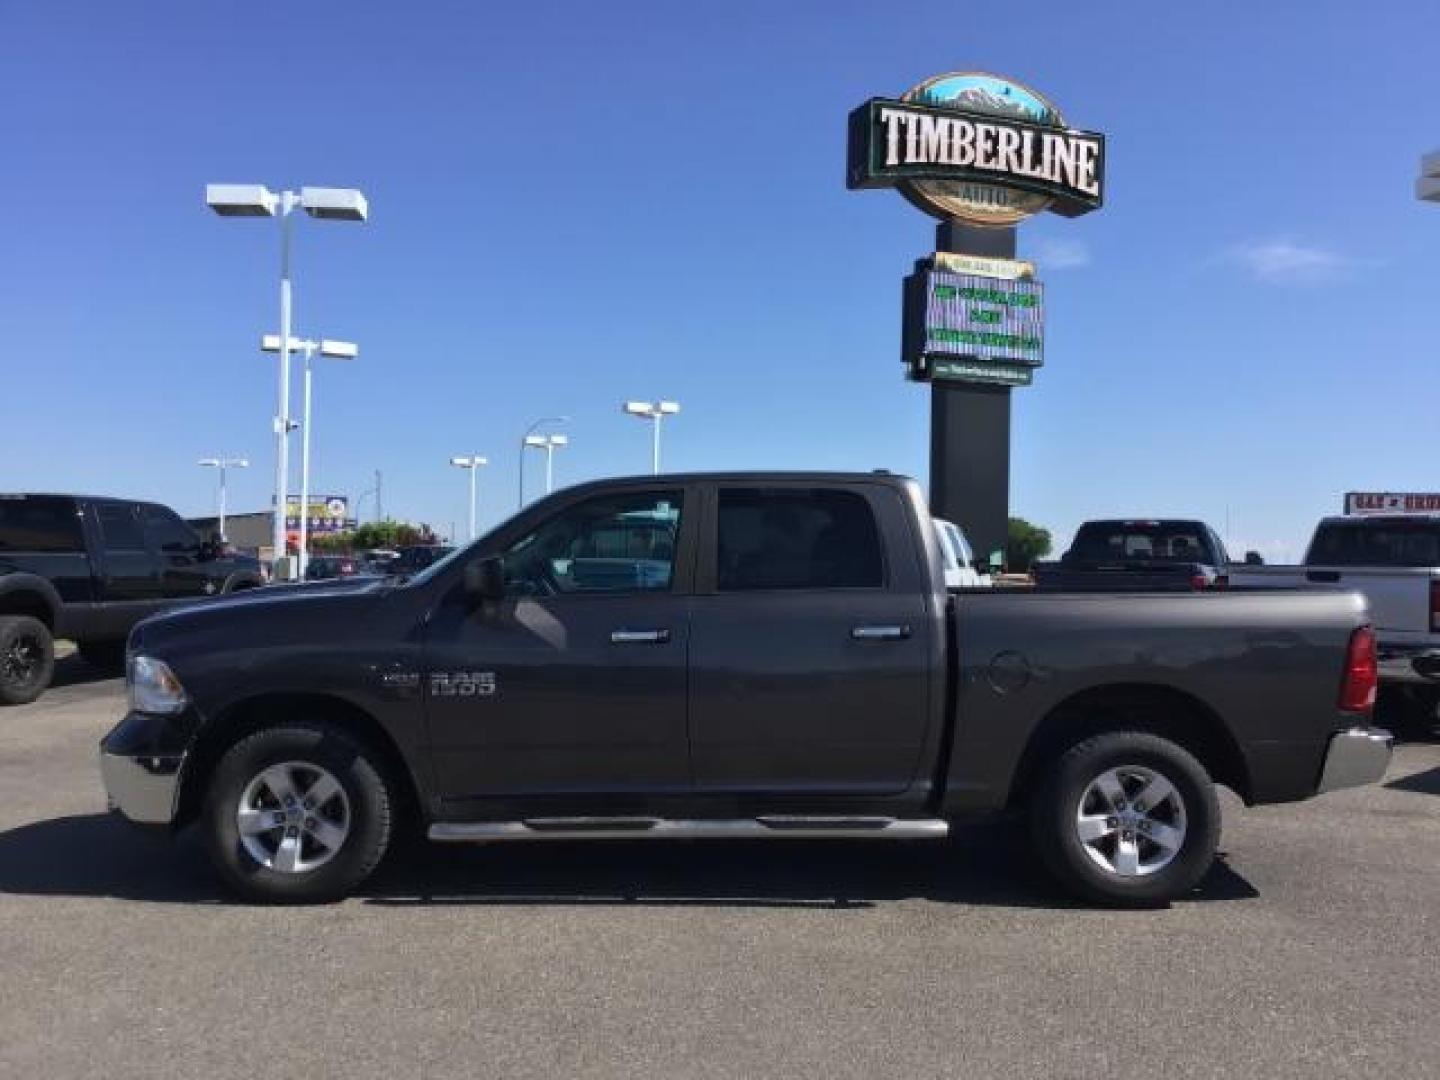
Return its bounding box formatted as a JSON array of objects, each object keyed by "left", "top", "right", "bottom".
[{"left": 428, "top": 816, "right": 949, "bottom": 843}]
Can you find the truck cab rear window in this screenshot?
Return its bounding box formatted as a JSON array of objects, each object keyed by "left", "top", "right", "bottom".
[
  {"left": 717, "top": 488, "right": 883, "bottom": 591},
  {"left": 1309, "top": 522, "right": 1440, "bottom": 567},
  {"left": 0, "top": 496, "right": 82, "bottom": 553},
  {"left": 1069, "top": 523, "right": 1212, "bottom": 563}
]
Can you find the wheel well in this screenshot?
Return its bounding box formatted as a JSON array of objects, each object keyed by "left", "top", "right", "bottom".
[
  {"left": 175, "top": 693, "right": 421, "bottom": 829},
  {"left": 0, "top": 590, "right": 55, "bottom": 631},
  {"left": 1006, "top": 683, "right": 1252, "bottom": 808}
]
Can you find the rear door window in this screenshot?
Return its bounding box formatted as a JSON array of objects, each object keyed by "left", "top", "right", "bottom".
[
  {"left": 142, "top": 506, "right": 200, "bottom": 555},
  {"left": 0, "top": 496, "right": 83, "bottom": 553},
  {"left": 717, "top": 488, "right": 884, "bottom": 591},
  {"left": 96, "top": 503, "right": 146, "bottom": 553}
]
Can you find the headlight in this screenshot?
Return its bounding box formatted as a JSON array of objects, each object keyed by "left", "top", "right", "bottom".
[{"left": 127, "top": 655, "right": 189, "bottom": 715}]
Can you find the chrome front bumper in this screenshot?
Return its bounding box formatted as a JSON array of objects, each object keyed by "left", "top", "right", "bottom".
[
  {"left": 99, "top": 748, "right": 184, "bottom": 825},
  {"left": 1317, "top": 727, "right": 1394, "bottom": 794}
]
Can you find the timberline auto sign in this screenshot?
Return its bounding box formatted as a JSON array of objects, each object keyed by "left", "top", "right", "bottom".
[{"left": 848, "top": 72, "right": 1104, "bottom": 225}]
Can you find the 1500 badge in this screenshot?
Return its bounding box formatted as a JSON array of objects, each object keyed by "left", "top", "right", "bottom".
[{"left": 430, "top": 671, "right": 498, "bottom": 698}]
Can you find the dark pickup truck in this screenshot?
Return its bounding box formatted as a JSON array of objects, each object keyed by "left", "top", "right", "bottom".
[
  {"left": 1033, "top": 518, "right": 1230, "bottom": 592},
  {"left": 0, "top": 493, "right": 265, "bottom": 704},
  {"left": 100, "top": 473, "right": 1392, "bottom": 907}
]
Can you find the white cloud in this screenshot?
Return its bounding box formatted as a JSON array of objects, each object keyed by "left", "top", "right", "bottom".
[
  {"left": 1224, "top": 239, "right": 1350, "bottom": 283},
  {"left": 1030, "top": 237, "right": 1090, "bottom": 270}
]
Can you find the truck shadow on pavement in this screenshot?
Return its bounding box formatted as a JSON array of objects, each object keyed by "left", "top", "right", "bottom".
[
  {"left": 0, "top": 812, "right": 1258, "bottom": 910},
  {"left": 48, "top": 653, "right": 124, "bottom": 690},
  {"left": 1386, "top": 766, "right": 1440, "bottom": 796}
]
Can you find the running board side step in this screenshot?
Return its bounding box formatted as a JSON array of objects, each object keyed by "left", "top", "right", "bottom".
[{"left": 428, "top": 816, "right": 949, "bottom": 842}]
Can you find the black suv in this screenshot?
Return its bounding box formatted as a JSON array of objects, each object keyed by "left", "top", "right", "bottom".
[
  {"left": 385, "top": 544, "right": 455, "bottom": 576},
  {"left": 0, "top": 493, "right": 266, "bottom": 704}
]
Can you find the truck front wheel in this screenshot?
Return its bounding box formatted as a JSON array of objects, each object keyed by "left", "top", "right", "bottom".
[
  {"left": 202, "top": 722, "right": 393, "bottom": 903},
  {"left": 0, "top": 615, "right": 55, "bottom": 706},
  {"left": 1030, "top": 731, "right": 1220, "bottom": 907}
]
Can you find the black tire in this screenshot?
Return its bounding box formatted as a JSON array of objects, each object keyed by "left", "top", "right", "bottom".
[
  {"left": 202, "top": 722, "right": 393, "bottom": 903},
  {"left": 1029, "top": 731, "right": 1220, "bottom": 908},
  {"left": 0, "top": 615, "right": 55, "bottom": 706},
  {"left": 77, "top": 640, "right": 127, "bottom": 672}
]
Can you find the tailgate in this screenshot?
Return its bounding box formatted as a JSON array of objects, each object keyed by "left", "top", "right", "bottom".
[{"left": 1297, "top": 566, "right": 1436, "bottom": 634}]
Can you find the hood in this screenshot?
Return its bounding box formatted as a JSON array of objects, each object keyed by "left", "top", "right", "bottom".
[{"left": 130, "top": 575, "right": 394, "bottom": 653}]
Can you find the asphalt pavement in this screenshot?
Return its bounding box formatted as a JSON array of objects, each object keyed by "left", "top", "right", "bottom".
[{"left": 1, "top": 658, "right": 1437, "bottom": 1079}]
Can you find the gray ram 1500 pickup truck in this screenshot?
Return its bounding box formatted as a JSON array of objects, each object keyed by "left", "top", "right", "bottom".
[{"left": 100, "top": 472, "right": 1392, "bottom": 906}]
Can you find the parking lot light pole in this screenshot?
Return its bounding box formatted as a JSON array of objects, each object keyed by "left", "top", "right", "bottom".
[
  {"left": 623, "top": 401, "right": 680, "bottom": 474},
  {"left": 518, "top": 416, "right": 568, "bottom": 507},
  {"left": 1417, "top": 150, "right": 1440, "bottom": 203},
  {"left": 449, "top": 455, "right": 488, "bottom": 540},
  {"left": 262, "top": 335, "right": 358, "bottom": 579},
  {"left": 197, "top": 457, "right": 249, "bottom": 541},
  {"left": 524, "top": 434, "right": 569, "bottom": 494},
  {"left": 206, "top": 184, "right": 368, "bottom": 575}
]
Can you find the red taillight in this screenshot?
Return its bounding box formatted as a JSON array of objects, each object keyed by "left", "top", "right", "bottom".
[
  {"left": 1189, "top": 573, "right": 1207, "bottom": 591},
  {"left": 1213, "top": 574, "right": 1229, "bottom": 590},
  {"left": 1339, "top": 626, "right": 1378, "bottom": 713},
  {"left": 1430, "top": 579, "right": 1440, "bottom": 634}
]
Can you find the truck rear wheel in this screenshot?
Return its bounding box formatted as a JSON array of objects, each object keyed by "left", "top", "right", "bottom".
[
  {"left": 0, "top": 615, "right": 54, "bottom": 706},
  {"left": 1030, "top": 731, "right": 1220, "bottom": 907},
  {"left": 202, "top": 722, "right": 393, "bottom": 903}
]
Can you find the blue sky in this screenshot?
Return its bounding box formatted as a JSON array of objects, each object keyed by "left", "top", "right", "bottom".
[{"left": 2, "top": 1, "right": 1437, "bottom": 558}]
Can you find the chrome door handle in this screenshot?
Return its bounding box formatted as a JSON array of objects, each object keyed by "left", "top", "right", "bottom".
[
  {"left": 851, "top": 625, "right": 911, "bottom": 641},
  {"left": 610, "top": 629, "right": 671, "bottom": 645}
]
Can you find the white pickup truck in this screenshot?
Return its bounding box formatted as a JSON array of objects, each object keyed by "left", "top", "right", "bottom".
[
  {"left": 933, "top": 518, "right": 992, "bottom": 589},
  {"left": 1230, "top": 514, "right": 1440, "bottom": 720}
]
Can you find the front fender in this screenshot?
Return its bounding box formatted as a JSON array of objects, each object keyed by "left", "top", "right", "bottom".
[{"left": 0, "top": 572, "right": 63, "bottom": 629}]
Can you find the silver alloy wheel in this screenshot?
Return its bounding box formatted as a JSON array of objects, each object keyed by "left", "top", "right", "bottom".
[
  {"left": 1075, "top": 764, "right": 1187, "bottom": 878},
  {"left": 236, "top": 761, "right": 351, "bottom": 874}
]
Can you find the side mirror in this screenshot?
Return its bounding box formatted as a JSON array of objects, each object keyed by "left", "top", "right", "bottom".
[
  {"left": 1244, "top": 550, "right": 1264, "bottom": 566},
  {"left": 464, "top": 556, "right": 506, "bottom": 603}
]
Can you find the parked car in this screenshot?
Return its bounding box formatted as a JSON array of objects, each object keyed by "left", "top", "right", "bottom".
[
  {"left": 0, "top": 493, "right": 266, "bottom": 704},
  {"left": 1229, "top": 514, "right": 1440, "bottom": 720},
  {"left": 100, "top": 472, "right": 1389, "bottom": 906},
  {"left": 304, "top": 554, "right": 363, "bottom": 581},
  {"left": 1033, "top": 519, "right": 1229, "bottom": 592},
  {"left": 933, "top": 518, "right": 992, "bottom": 589},
  {"left": 359, "top": 549, "right": 399, "bottom": 574},
  {"left": 385, "top": 544, "right": 455, "bottom": 576}
]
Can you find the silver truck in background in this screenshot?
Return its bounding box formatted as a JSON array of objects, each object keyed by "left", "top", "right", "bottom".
[
  {"left": 1230, "top": 514, "right": 1440, "bottom": 722},
  {"left": 933, "top": 518, "right": 992, "bottom": 589}
]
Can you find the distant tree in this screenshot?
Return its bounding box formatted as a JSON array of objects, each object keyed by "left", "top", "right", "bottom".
[
  {"left": 1006, "top": 517, "right": 1052, "bottom": 573},
  {"left": 307, "top": 520, "right": 438, "bottom": 554},
  {"left": 309, "top": 531, "right": 350, "bottom": 554}
]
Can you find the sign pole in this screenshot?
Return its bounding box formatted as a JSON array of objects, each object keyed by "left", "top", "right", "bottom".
[{"left": 929, "top": 221, "right": 1017, "bottom": 569}]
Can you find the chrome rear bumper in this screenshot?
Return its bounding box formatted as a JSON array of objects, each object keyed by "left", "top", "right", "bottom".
[
  {"left": 1317, "top": 727, "right": 1394, "bottom": 794},
  {"left": 1377, "top": 645, "right": 1440, "bottom": 685}
]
